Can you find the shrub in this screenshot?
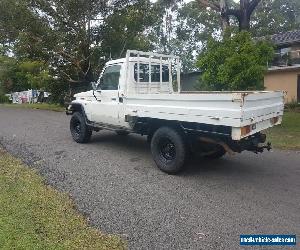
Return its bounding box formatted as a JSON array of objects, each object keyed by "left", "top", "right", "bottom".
[
  {"left": 285, "top": 99, "right": 300, "bottom": 112},
  {"left": 0, "top": 94, "right": 10, "bottom": 103},
  {"left": 196, "top": 31, "right": 274, "bottom": 91}
]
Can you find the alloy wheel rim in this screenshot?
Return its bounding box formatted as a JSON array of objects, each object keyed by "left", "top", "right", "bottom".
[{"left": 159, "top": 138, "right": 176, "bottom": 161}]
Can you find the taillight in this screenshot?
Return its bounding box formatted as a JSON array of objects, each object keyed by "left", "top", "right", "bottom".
[
  {"left": 241, "top": 125, "right": 251, "bottom": 137},
  {"left": 271, "top": 116, "right": 279, "bottom": 125}
]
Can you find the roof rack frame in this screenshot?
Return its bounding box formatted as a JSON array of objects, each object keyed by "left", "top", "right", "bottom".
[{"left": 125, "top": 50, "right": 181, "bottom": 94}]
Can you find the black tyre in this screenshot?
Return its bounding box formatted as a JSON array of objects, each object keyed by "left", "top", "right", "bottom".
[
  {"left": 115, "top": 130, "right": 130, "bottom": 136},
  {"left": 151, "top": 126, "right": 187, "bottom": 174},
  {"left": 204, "top": 146, "right": 226, "bottom": 159},
  {"left": 70, "top": 112, "right": 92, "bottom": 143}
]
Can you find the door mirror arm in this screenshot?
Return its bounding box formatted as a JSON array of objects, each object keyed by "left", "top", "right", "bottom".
[
  {"left": 90, "top": 82, "right": 101, "bottom": 101},
  {"left": 90, "top": 81, "right": 97, "bottom": 91},
  {"left": 92, "top": 90, "right": 101, "bottom": 102}
]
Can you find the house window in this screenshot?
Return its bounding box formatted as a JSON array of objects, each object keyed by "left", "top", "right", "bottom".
[
  {"left": 134, "top": 63, "right": 169, "bottom": 82},
  {"left": 280, "top": 47, "right": 291, "bottom": 56}
]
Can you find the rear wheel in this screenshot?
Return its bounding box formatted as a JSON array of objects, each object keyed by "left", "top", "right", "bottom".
[
  {"left": 151, "top": 127, "right": 187, "bottom": 174},
  {"left": 70, "top": 112, "right": 92, "bottom": 143}
]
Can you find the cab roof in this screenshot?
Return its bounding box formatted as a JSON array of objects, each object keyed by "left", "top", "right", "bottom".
[{"left": 106, "top": 57, "right": 169, "bottom": 66}]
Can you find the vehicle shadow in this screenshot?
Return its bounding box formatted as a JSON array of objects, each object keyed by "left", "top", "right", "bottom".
[
  {"left": 90, "top": 131, "right": 150, "bottom": 154},
  {"left": 183, "top": 155, "right": 257, "bottom": 177},
  {"left": 89, "top": 131, "right": 260, "bottom": 178}
]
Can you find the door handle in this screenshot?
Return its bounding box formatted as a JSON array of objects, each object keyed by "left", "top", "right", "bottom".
[{"left": 111, "top": 98, "right": 116, "bottom": 101}]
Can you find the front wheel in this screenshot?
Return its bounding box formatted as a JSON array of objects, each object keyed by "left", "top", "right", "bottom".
[
  {"left": 150, "top": 127, "right": 187, "bottom": 174},
  {"left": 70, "top": 112, "right": 92, "bottom": 143}
]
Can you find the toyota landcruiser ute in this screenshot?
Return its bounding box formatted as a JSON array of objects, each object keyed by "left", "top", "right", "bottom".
[{"left": 66, "top": 50, "right": 284, "bottom": 174}]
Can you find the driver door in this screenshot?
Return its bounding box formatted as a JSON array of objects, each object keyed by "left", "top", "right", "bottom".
[{"left": 91, "top": 64, "right": 121, "bottom": 126}]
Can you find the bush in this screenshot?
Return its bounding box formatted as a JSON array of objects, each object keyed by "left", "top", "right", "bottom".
[
  {"left": 44, "top": 78, "right": 68, "bottom": 105},
  {"left": 285, "top": 99, "right": 300, "bottom": 112},
  {"left": 196, "top": 31, "right": 274, "bottom": 91},
  {"left": 0, "top": 94, "right": 10, "bottom": 103}
]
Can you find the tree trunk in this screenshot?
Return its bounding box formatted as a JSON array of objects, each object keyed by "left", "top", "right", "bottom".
[
  {"left": 197, "top": 0, "right": 261, "bottom": 31},
  {"left": 239, "top": 12, "right": 251, "bottom": 30},
  {"left": 220, "top": 0, "right": 230, "bottom": 30},
  {"left": 239, "top": 0, "right": 250, "bottom": 30},
  {"left": 238, "top": 0, "right": 261, "bottom": 31}
]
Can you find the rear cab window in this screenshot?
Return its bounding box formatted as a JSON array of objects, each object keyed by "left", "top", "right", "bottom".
[{"left": 134, "top": 63, "right": 169, "bottom": 83}]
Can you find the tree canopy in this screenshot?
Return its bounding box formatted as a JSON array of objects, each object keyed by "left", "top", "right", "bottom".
[
  {"left": 197, "top": 31, "right": 274, "bottom": 91},
  {"left": 0, "top": 0, "right": 299, "bottom": 100}
]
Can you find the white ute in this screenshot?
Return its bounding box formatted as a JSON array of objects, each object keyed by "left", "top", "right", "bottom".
[{"left": 67, "top": 50, "right": 284, "bottom": 174}]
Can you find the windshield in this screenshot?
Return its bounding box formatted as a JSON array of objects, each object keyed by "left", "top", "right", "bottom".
[{"left": 97, "top": 64, "right": 121, "bottom": 90}]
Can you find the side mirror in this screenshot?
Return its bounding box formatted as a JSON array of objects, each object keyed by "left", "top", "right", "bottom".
[{"left": 90, "top": 82, "right": 97, "bottom": 91}]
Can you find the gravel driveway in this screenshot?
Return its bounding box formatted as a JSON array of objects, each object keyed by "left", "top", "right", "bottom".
[{"left": 0, "top": 106, "right": 299, "bottom": 249}]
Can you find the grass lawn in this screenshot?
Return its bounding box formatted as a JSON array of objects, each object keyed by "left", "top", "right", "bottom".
[
  {"left": 266, "top": 111, "right": 300, "bottom": 150},
  {"left": 2, "top": 103, "right": 65, "bottom": 112},
  {"left": 0, "top": 149, "right": 125, "bottom": 250}
]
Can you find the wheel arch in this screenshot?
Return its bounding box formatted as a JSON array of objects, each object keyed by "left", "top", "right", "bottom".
[
  {"left": 66, "top": 103, "right": 85, "bottom": 115},
  {"left": 129, "top": 116, "right": 185, "bottom": 137},
  {"left": 66, "top": 102, "right": 91, "bottom": 126}
]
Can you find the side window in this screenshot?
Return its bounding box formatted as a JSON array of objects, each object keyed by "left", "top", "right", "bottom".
[
  {"left": 162, "top": 65, "right": 169, "bottom": 82},
  {"left": 151, "top": 65, "right": 160, "bottom": 82},
  {"left": 134, "top": 63, "right": 169, "bottom": 82},
  {"left": 98, "top": 65, "right": 121, "bottom": 90},
  {"left": 134, "top": 63, "right": 149, "bottom": 82}
]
